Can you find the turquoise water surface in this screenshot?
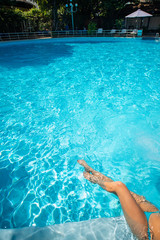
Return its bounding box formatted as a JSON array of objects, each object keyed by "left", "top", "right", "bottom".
[{"left": 0, "top": 37, "right": 160, "bottom": 229}]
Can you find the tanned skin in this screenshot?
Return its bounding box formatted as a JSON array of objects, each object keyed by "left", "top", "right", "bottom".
[{"left": 78, "top": 160, "right": 160, "bottom": 240}]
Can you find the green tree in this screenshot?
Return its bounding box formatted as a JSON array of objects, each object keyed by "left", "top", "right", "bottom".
[
  {"left": 23, "top": 8, "right": 52, "bottom": 31},
  {"left": 88, "top": 21, "right": 97, "bottom": 34},
  {"left": 0, "top": 8, "right": 25, "bottom": 32},
  {"left": 0, "top": 0, "right": 149, "bottom": 33},
  {"left": 37, "top": 0, "right": 59, "bottom": 30}
]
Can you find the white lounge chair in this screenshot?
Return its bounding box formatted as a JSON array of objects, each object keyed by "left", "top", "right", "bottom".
[
  {"left": 110, "top": 29, "right": 116, "bottom": 34},
  {"left": 120, "top": 29, "right": 127, "bottom": 34},
  {"left": 97, "top": 28, "right": 103, "bottom": 34}
]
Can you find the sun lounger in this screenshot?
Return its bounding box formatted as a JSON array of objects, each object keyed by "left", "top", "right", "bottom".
[
  {"left": 119, "top": 29, "right": 127, "bottom": 36},
  {"left": 97, "top": 28, "right": 103, "bottom": 34},
  {"left": 110, "top": 29, "right": 116, "bottom": 34}
]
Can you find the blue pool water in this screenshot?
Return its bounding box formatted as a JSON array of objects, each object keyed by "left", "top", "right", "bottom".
[{"left": 0, "top": 37, "right": 160, "bottom": 229}]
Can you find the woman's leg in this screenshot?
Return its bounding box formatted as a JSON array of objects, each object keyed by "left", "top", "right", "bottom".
[
  {"left": 78, "top": 160, "right": 159, "bottom": 212},
  {"left": 78, "top": 159, "right": 114, "bottom": 182},
  {"left": 78, "top": 160, "right": 149, "bottom": 240}
]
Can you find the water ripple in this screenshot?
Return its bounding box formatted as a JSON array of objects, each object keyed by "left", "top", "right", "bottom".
[{"left": 0, "top": 38, "right": 160, "bottom": 229}]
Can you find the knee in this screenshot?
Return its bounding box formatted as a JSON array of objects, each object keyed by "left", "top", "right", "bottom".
[{"left": 114, "top": 181, "right": 126, "bottom": 190}]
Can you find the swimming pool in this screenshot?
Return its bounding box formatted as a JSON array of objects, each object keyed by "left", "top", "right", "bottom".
[{"left": 0, "top": 37, "right": 160, "bottom": 230}]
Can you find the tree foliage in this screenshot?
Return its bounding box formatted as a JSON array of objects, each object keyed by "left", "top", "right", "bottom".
[
  {"left": 36, "top": 0, "right": 140, "bottom": 30},
  {"left": 23, "top": 8, "right": 52, "bottom": 31},
  {"left": 1, "top": 0, "right": 152, "bottom": 33},
  {"left": 0, "top": 7, "right": 52, "bottom": 32},
  {"left": 88, "top": 21, "right": 97, "bottom": 34},
  {"left": 0, "top": 8, "right": 25, "bottom": 32}
]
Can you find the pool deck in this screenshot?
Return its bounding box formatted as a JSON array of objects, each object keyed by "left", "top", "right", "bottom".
[{"left": 0, "top": 217, "right": 135, "bottom": 240}]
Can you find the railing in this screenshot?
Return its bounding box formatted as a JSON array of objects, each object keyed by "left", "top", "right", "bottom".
[
  {"left": 0, "top": 31, "right": 50, "bottom": 41},
  {"left": 0, "top": 30, "right": 141, "bottom": 41},
  {"left": 52, "top": 29, "right": 137, "bottom": 38}
]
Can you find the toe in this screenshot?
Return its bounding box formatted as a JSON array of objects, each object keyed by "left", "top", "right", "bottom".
[
  {"left": 77, "top": 159, "right": 87, "bottom": 166},
  {"left": 83, "top": 171, "right": 98, "bottom": 184},
  {"left": 83, "top": 171, "right": 90, "bottom": 179},
  {"left": 77, "top": 159, "right": 84, "bottom": 164}
]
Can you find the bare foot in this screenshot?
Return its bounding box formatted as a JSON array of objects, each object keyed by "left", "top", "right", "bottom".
[
  {"left": 77, "top": 159, "right": 113, "bottom": 182},
  {"left": 77, "top": 160, "right": 94, "bottom": 173},
  {"left": 83, "top": 171, "right": 115, "bottom": 192},
  {"left": 83, "top": 171, "right": 100, "bottom": 183}
]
